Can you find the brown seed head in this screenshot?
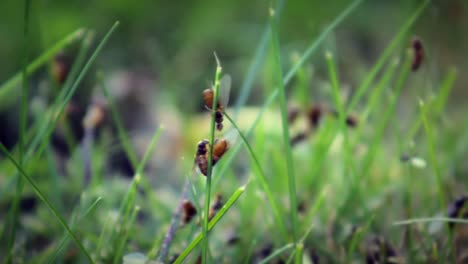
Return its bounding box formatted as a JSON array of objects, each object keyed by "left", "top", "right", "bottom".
[
  {"left": 181, "top": 199, "right": 197, "bottom": 224},
  {"left": 411, "top": 37, "right": 424, "bottom": 71},
  {"left": 212, "top": 139, "right": 229, "bottom": 164}
]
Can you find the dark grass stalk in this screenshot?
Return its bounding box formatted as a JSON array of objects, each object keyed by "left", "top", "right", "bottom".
[
  {"left": 4, "top": 1, "right": 31, "bottom": 261},
  {"left": 270, "top": 4, "right": 298, "bottom": 247},
  {"left": 174, "top": 185, "right": 246, "bottom": 264},
  {"left": 0, "top": 28, "right": 84, "bottom": 109},
  {"left": 201, "top": 54, "right": 223, "bottom": 263},
  {"left": 224, "top": 113, "right": 288, "bottom": 241},
  {"left": 347, "top": 0, "right": 430, "bottom": 111},
  {"left": 157, "top": 179, "right": 190, "bottom": 262},
  {"left": 45, "top": 146, "right": 64, "bottom": 213},
  {"left": 0, "top": 144, "right": 94, "bottom": 263}
]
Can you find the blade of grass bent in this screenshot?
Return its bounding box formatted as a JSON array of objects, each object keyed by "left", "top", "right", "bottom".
[{"left": 0, "top": 143, "right": 94, "bottom": 263}]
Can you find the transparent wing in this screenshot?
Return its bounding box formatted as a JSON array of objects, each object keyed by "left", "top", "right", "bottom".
[{"left": 218, "top": 74, "right": 231, "bottom": 108}]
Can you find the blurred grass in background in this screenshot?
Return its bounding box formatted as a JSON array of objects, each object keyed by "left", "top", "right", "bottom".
[{"left": 1, "top": 0, "right": 468, "bottom": 263}]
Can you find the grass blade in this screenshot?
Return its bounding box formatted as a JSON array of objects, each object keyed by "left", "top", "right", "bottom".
[
  {"left": 258, "top": 243, "right": 294, "bottom": 264},
  {"left": 270, "top": 4, "right": 298, "bottom": 245},
  {"left": 201, "top": 53, "right": 223, "bottom": 263},
  {"left": 4, "top": 0, "right": 31, "bottom": 259}
]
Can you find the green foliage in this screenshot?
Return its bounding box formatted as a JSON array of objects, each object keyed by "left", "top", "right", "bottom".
[{"left": 1, "top": 0, "right": 467, "bottom": 263}]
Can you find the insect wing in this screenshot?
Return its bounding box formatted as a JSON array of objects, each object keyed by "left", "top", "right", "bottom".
[{"left": 218, "top": 74, "right": 231, "bottom": 108}]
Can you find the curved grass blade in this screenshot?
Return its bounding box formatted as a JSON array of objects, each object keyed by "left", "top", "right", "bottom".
[
  {"left": 0, "top": 143, "right": 94, "bottom": 263},
  {"left": 174, "top": 185, "right": 246, "bottom": 264}
]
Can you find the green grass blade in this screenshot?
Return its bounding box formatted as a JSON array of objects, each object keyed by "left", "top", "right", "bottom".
[
  {"left": 113, "top": 206, "right": 140, "bottom": 264},
  {"left": 347, "top": 0, "right": 430, "bottom": 110},
  {"left": 201, "top": 54, "right": 223, "bottom": 263},
  {"left": 419, "top": 99, "right": 447, "bottom": 214},
  {"left": 0, "top": 28, "right": 85, "bottom": 110},
  {"left": 0, "top": 143, "right": 94, "bottom": 263},
  {"left": 174, "top": 185, "right": 246, "bottom": 264},
  {"left": 258, "top": 243, "right": 294, "bottom": 264},
  {"left": 270, "top": 5, "right": 298, "bottom": 244},
  {"left": 347, "top": 215, "right": 374, "bottom": 261},
  {"left": 433, "top": 67, "right": 458, "bottom": 115},
  {"left": 224, "top": 113, "right": 288, "bottom": 241},
  {"left": 5, "top": 0, "right": 31, "bottom": 259},
  {"left": 394, "top": 217, "right": 468, "bottom": 226},
  {"left": 112, "top": 126, "right": 163, "bottom": 263}
]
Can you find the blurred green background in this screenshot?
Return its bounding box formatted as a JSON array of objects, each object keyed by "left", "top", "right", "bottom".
[{"left": 0, "top": 0, "right": 467, "bottom": 112}]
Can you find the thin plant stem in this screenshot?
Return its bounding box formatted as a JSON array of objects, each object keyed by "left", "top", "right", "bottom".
[{"left": 202, "top": 53, "right": 223, "bottom": 263}]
